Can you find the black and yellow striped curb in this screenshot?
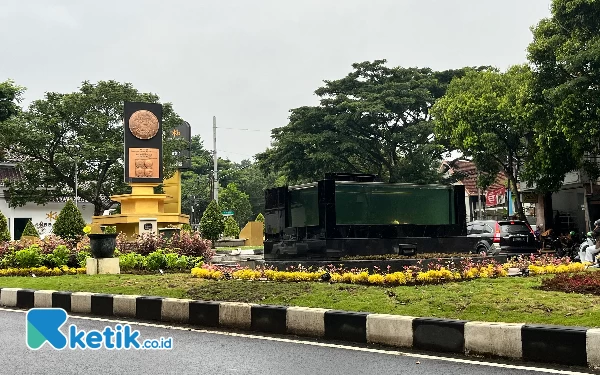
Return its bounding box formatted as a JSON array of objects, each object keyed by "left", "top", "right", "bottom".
[{"left": 1, "top": 287, "right": 598, "bottom": 369}]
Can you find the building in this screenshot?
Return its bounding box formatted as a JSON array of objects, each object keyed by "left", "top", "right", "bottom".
[
  {"left": 0, "top": 162, "right": 94, "bottom": 240},
  {"left": 441, "top": 160, "right": 511, "bottom": 221}
]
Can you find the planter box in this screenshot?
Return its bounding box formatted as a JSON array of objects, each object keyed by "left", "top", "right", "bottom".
[{"left": 88, "top": 233, "right": 118, "bottom": 258}]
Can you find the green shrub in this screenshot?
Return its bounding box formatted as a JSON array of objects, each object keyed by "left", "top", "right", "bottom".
[
  {"left": 21, "top": 220, "right": 39, "bottom": 238},
  {"left": 188, "top": 256, "right": 204, "bottom": 269},
  {"left": 200, "top": 200, "right": 224, "bottom": 246},
  {"left": 255, "top": 213, "right": 265, "bottom": 222},
  {"left": 164, "top": 252, "right": 179, "bottom": 270},
  {"left": 182, "top": 223, "right": 192, "bottom": 232},
  {"left": 76, "top": 250, "right": 91, "bottom": 267},
  {"left": 0, "top": 210, "right": 10, "bottom": 242},
  {"left": 46, "top": 245, "right": 71, "bottom": 267},
  {"left": 223, "top": 216, "right": 240, "bottom": 238},
  {"left": 104, "top": 226, "right": 117, "bottom": 234},
  {"left": 175, "top": 255, "right": 189, "bottom": 269},
  {"left": 0, "top": 248, "right": 17, "bottom": 268},
  {"left": 119, "top": 252, "right": 145, "bottom": 271},
  {"left": 144, "top": 249, "right": 167, "bottom": 271},
  {"left": 52, "top": 199, "right": 86, "bottom": 242},
  {"left": 15, "top": 246, "right": 42, "bottom": 268}
]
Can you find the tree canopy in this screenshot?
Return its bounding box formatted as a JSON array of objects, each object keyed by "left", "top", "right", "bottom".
[
  {"left": 525, "top": 0, "right": 600, "bottom": 191},
  {"left": 257, "top": 60, "right": 489, "bottom": 184},
  {"left": 0, "top": 80, "right": 188, "bottom": 215},
  {"left": 432, "top": 65, "right": 534, "bottom": 220}
]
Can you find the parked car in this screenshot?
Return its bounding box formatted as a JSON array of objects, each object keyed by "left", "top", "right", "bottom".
[{"left": 466, "top": 220, "right": 539, "bottom": 256}]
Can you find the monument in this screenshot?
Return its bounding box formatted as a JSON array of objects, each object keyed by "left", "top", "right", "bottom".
[{"left": 91, "top": 102, "right": 190, "bottom": 238}]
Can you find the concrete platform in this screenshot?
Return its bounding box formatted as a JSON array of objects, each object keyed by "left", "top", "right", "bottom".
[{"left": 86, "top": 258, "right": 120, "bottom": 275}]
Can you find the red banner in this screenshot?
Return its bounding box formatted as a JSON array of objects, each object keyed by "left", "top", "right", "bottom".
[
  {"left": 485, "top": 187, "right": 506, "bottom": 207},
  {"left": 486, "top": 191, "right": 497, "bottom": 206}
]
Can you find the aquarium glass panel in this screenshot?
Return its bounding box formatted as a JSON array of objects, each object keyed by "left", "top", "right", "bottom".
[
  {"left": 289, "top": 186, "right": 319, "bottom": 227},
  {"left": 334, "top": 183, "right": 454, "bottom": 225}
]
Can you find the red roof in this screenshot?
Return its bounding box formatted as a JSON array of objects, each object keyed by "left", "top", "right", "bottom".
[
  {"left": 443, "top": 160, "right": 507, "bottom": 196},
  {"left": 0, "top": 163, "right": 22, "bottom": 186}
]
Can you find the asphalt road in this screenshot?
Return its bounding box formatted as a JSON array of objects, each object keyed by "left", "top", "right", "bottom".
[{"left": 0, "top": 308, "right": 595, "bottom": 375}]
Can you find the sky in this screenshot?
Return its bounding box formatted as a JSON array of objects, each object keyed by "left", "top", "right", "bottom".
[{"left": 0, "top": 0, "right": 552, "bottom": 163}]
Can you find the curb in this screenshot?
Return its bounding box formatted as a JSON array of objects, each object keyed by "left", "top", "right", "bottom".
[{"left": 1, "top": 287, "right": 598, "bottom": 369}]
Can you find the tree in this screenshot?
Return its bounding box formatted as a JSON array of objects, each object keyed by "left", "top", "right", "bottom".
[
  {"left": 0, "top": 81, "right": 188, "bottom": 215},
  {"left": 52, "top": 199, "right": 86, "bottom": 242},
  {"left": 200, "top": 200, "right": 224, "bottom": 247},
  {"left": 0, "top": 80, "right": 24, "bottom": 161},
  {"left": 219, "top": 183, "right": 252, "bottom": 228},
  {"left": 22, "top": 219, "right": 39, "bottom": 238},
  {"left": 218, "top": 160, "right": 283, "bottom": 218},
  {"left": 0, "top": 80, "right": 23, "bottom": 123},
  {"left": 0, "top": 210, "right": 10, "bottom": 241},
  {"left": 256, "top": 60, "right": 489, "bottom": 184},
  {"left": 524, "top": 0, "right": 600, "bottom": 191},
  {"left": 432, "top": 65, "right": 533, "bottom": 220},
  {"left": 223, "top": 216, "right": 240, "bottom": 238}
]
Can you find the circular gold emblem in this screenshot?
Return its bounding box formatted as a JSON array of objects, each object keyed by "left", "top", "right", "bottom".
[{"left": 129, "top": 110, "right": 159, "bottom": 139}]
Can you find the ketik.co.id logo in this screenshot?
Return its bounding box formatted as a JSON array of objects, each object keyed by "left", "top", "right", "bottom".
[{"left": 26, "top": 308, "right": 173, "bottom": 350}]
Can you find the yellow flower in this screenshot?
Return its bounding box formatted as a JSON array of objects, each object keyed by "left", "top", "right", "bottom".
[{"left": 83, "top": 225, "right": 92, "bottom": 234}]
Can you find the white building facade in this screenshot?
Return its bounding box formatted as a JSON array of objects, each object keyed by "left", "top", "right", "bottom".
[{"left": 0, "top": 163, "right": 94, "bottom": 240}]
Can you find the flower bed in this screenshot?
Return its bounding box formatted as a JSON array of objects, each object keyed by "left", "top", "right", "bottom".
[
  {"left": 191, "top": 254, "right": 589, "bottom": 287},
  {"left": 540, "top": 271, "right": 600, "bottom": 296},
  {"left": 0, "top": 266, "right": 86, "bottom": 277}
]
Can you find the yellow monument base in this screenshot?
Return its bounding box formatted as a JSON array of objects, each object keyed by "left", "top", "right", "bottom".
[
  {"left": 239, "top": 221, "right": 264, "bottom": 247},
  {"left": 92, "top": 183, "right": 189, "bottom": 238}
]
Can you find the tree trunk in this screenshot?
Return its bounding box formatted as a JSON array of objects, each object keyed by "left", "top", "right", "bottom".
[
  {"left": 94, "top": 204, "right": 103, "bottom": 217},
  {"left": 505, "top": 152, "right": 526, "bottom": 221}
]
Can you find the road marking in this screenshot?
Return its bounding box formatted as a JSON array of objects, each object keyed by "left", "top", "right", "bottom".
[{"left": 0, "top": 307, "right": 593, "bottom": 374}]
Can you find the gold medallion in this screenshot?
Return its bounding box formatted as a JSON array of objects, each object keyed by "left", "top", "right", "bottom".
[{"left": 129, "top": 110, "right": 159, "bottom": 139}]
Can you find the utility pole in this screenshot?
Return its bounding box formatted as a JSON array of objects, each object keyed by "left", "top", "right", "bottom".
[
  {"left": 74, "top": 158, "right": 78, "bottom": 208},
  {"left": 213, "top": 116, "right": 218, "bottom": 203}
]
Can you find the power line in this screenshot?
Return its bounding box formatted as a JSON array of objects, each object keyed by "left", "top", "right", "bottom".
[
  {"left": 217, "top": 149, "right": 257, "bottom": 157},
  {"left": 216, "top": 126, "right": 271, "bottom": 132}
]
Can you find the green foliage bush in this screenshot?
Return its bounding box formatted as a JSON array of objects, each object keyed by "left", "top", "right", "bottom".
[
  {"left": 255, "top": 213, "right": 265, "bottom": 222},
  {"left": 104, "top": 226, "right": 116, "bottom": 234},
  {"left": 0, "top": 210, "right": 10, "bottom": 242},
  {"left": 45, "top": 245, "right": 70, "bottom": 267},
  {"left": 15, "top": 246, "right": 42, "bottom": 268},
  {"left": 0, "top": 248, "right": 16, "bottom": 268},
  {"left": 223, "top": 216, "right": 240, "bottom": 238},
  {"left": 76, "top": 251, "right": 91, "bottom": 268},
  {"left": 52, "top": 199, "right": 86, "bottom": 242},
  {"left": 21, "top": 220, "right": 39, "bottom": 238},
  {"left": 200, "top": 200, "right": 224, "bottom": 245},
  {"left": 182, "top": 223, "right": 192, "bottom": 232},
  {"left": 144, "top": 249, "right": 167, "bottom": 271},
  {"left": 119, "top": 252, "right": 145, "bottom": 271}
]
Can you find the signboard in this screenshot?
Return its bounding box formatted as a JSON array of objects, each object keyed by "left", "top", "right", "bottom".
[
  {"left": 124, "top": 102, "right": 163, "bottom": 183},
  {"left": 171, "top": 121, "right": 192, "bottom": 170},
  {"left": 522, "top": 192, "right": 538, "bottom": 204},
  {"left": 222, "top": 211, "right": 234, "bottom": 216}
]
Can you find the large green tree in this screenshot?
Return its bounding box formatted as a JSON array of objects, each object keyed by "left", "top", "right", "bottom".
[
  {"left": 432, "top": 65, "right": 533, "bottom": 220},
  {"left": 525, "top": 0, "right": 600, "bottom": 191},
  {"left": 257, "top": 60, "right": 488, "bottom": 184},
  {"left": 0, "top": 80, "right": 24, "bottom": 161},
  {"left": 0, "top": 81, "right": 188, "bottom": 215},
  {"left": 218, "top": 182, "right": 252, "bottom": 228}
]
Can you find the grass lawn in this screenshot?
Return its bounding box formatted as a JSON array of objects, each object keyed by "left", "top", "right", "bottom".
[{"left": 1, "top": 274, "right": 599, "bottom": 327}]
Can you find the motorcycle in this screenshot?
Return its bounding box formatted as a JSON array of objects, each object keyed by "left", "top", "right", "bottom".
[{"left": 575, "top": 232, "right": 596, "bottom": 263}]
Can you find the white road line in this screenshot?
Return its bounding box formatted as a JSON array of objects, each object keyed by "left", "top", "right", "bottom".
[{"left": 0, "top": 307, "right": 593, "bottom": 374}]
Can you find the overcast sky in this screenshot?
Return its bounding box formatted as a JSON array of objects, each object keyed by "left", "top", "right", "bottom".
[{"left": 0, "top": 0, "right": 551, "bottom": 163}]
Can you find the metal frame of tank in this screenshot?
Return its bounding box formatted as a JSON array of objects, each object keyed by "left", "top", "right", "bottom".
[{"left": 263, "top": 173, "right": 469, "bottom": 260}]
